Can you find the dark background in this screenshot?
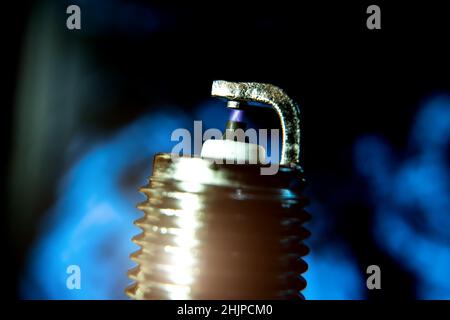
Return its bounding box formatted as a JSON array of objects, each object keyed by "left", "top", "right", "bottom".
[{"left": 4, "top": 1, "right": 450, "bottom": 299}]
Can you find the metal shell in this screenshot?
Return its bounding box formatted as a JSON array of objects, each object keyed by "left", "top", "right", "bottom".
[{"left": 126, "top": 154, "right": 310, "bottom": 299}]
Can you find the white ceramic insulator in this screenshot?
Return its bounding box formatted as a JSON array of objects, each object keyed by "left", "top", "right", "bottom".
[{"left": 201, "top": 139, "right": 266, "bottom": 164}]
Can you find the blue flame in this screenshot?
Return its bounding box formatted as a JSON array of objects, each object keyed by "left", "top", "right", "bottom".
[
  {"left": 21, "top": 100, "right": 233, "bottom": 299},
  {"left": 23, "top": 95, "right": 449, "bottom": 299},
  {"left": 304, "top": 247, "right": 364, "bottom": 299},
  {"left": 22, "top": 109, "right": 191, "bottom": 299},
  {"left": 354, "top": 95, "right": 450, "bottom": 299}
]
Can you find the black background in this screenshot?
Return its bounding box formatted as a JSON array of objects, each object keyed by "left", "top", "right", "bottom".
[{"left": 3, "top": 1, "right": 450, "bottom": 301}]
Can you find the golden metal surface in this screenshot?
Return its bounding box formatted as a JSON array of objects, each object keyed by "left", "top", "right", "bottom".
[
  {"left": 127, "top": 154, "right": 310, "bottom": 299},
  {"left": 127, "top": 81, "right": 309, "bottom": 300}
]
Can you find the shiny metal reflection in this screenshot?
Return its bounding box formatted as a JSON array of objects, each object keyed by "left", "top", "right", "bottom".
[{"left": 126, "top": 154, "right": 310, "bottom": 299}]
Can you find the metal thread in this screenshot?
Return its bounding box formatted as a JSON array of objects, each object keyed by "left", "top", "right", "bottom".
[{"left": 126, "top": 154, "right": 310, "bottom": 299}]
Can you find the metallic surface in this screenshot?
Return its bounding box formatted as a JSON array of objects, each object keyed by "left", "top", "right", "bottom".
[
  {"left": 212, "top": 80, "right": 301, "bottom": 166},
  {"left": 126, "top": 154, "right": 310, "bottom": 299},
  {"left": 127, "top": 81, "right": 309, "bottom": 299}
]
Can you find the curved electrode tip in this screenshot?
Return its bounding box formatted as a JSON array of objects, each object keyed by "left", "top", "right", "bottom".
[{"left": 211, "top": 80, "right": 301, "bottom": 166}]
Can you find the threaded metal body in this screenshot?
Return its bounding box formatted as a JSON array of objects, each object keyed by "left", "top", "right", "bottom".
[{"left": 127, "top": 153, "right": 310, "bottom": 299}]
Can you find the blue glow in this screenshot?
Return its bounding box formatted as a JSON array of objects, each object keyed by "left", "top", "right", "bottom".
[
  {"left": 354, "top": 95, "right": 450, "bottom": 299},
  {"left": 24, "top": 95, "right": 449, "bottom": 299},
  {"left": 304, "top": 247, "right": 364, "bottom": 300},
  {"left": 21, "top": 100, "right": 230, "bottom": 299},
  {"left": 22, "top": 109, "right": 191, "bottom": 299},
  {"left": 303, "top": 201, "right": 364, "bottom": 300}
]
